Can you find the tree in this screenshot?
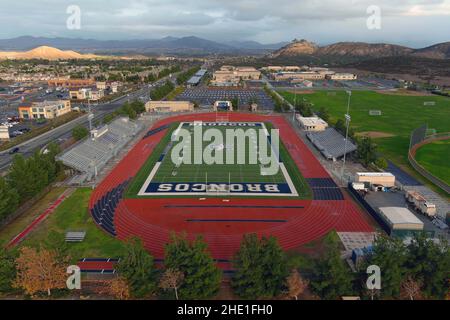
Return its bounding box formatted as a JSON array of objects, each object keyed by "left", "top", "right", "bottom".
[
  {"left": 400, "top": 276, "right": 422, "bottom": 300},
  {"left": 109, "top": 277, "right": 130, "bottom": 300},
  {"left": 41, "top": 142, "right": 62, "bottom": 183},
  {"left": 0, "top": 248, "right": 17, "bottom": 294},
  {"left": 0, "top": 176, "right": 19, "bottom": 221},
  {"left": 318, "top": 107, "right": 330, "bottom": 122},
  {"left": 116, "top": 237, "right": 158, "bottom": 298},
  {"left": 232, "top": 234, "right": 288, "bottom": 299},
  {"left": 334, "top": 119, "right": 346, "bottom": 134},
  {"left": 164, "top": 233, "right": 221, "bottom": 299},
  {"left": 159, "top": 268, "right": 184, "bottom": 300},
  {"left": 129, "top": 100, "right": 145, "bottom": 114},
  {"left": 286, "top": 269, "right": 308, "bottom": 300},
  {"left": 103, "top": 113, "right": 115, "bottom": 124},
  {"left": 406, "top": 234, "right": 450, "bottom": 299},
  {"left": 27, "top": 152, "right": 49, "bottom": 194},
  {"left": 231, "top": 96, "right": 239, "bottom": 111},
  {"left": 7, "top": 145, "right": 62, "bottom": 204},
  {"left": 232, "top": 233, "right": 264, "bottom": 298},
  {"left": 260, "top": 236, "right": 289, "bottom": 297},
  {"left": 72, "top": 125, "right": 89, "bottom": 141},
  {"left": 375, "top": 157, "right": 388, "bottom": 170},
  {"left": 13, "top": 246, "right": 68, "bottom": 296},
  {"left": 364, "top": 236, "right": 407, "bottom": 298},
  {"left": 8, "top": 154, "right": 47, "bottom": 201},
  {"left": 310, "top": 240, "right": 354, "bottom": 300},
  {"left": 357, "top": 136, "right": 378, "bottom": 166},
  {"left": 294, "top": 99, "right": 313, "bottom": 117}
]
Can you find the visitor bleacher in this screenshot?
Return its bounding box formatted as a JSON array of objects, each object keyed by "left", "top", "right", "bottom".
[
  {"left": 306, "top": 127, "right": 357, "bottom": 160},
  {"left": 90, "top": 179, "right": 130, "bottom": 236},
  {"left": 57, "top": 117, "right": 142, "bottom": 182}
]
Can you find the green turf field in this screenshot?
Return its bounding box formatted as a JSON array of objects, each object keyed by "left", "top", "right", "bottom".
[
  {"left": 19, "top": 188, "right": 126, "bottom": 259},
  {"left": 125, "top": 121, "right": 312, "bottom": 199},
  {"left": 153, "top": 122, "right": 286, "bottom": 184},
  {"left": 280, "top": 90, "right": 450, "bottom": 166},
  {"left": 415, "top": 139, "right": 450, "bottom": 186}
]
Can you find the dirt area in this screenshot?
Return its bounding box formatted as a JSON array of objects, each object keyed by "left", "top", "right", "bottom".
[
  {"left": 286, "top": 90, "right": 315, "bottom": 95},
  {"left": 375, "top": 89, "right": 433, "bottom": 96},
  {"left": 356, "top": 131, "right": 395, "bottom": 138},
  {"left": 333, "top": 67, "right": 450, "bottom": 88},
  {"left": 213, "top": 281, "right": 240, "bottom": 300}
]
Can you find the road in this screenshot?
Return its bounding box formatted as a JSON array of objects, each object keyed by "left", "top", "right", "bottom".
[{"left": 0, "top": 83, "right": 155, "bottom": 171}]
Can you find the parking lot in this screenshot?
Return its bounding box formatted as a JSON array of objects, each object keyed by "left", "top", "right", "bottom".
[
  {"left": 365, "top": 190, "right": 450, "bottom": 240},
  {"left": 268, "top": 77, "right": 399, "bottom": 90},
  {"left": 175, "top": 88, "right": 275, "bottom": 110}
]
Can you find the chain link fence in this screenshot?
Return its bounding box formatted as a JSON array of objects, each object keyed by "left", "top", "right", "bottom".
[{"left": 408, "top": 125, "right": 450, "bottom": 194}]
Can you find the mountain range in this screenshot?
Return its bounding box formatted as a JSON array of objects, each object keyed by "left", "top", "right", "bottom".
[
  {"left": 269, "top": 39, "right": 450, "bottom": 59},
  {"left": 0, "top": 36, "right": 288, "bottom": 54},
  {"left": 0, "top": 36, "right": 448, "bottom": 60}
]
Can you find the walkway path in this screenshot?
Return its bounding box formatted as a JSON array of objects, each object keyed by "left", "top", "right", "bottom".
[{"left": 7, "top": 188, "right": 75, "bottom": 247}]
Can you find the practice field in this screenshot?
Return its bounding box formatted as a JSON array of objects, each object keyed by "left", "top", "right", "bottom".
[
  {"left": 280, "top": 90, "right": 450, "bottom": 166},
  {"left": 415, "top": 139, "right": 450, "bottom": 186},
  {"left": 126, "top": 121, "right": 310, "bottom": 198}
]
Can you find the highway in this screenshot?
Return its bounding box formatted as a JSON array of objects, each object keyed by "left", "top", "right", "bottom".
[{"left": 0, "top": 82, "right": 159, "bottom": 171}]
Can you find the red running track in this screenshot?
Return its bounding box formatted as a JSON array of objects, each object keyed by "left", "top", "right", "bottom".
[
  {"left": 8, "top": 194, "right": 67, "bottom": 247},
  {"left": 89, "top": 113, "right": 373, "bottom": 261}
]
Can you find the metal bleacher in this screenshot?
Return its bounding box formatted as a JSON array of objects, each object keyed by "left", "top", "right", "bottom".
[
  {"left": 306, "top": 128, "right": 357, "bottom": 160},
  {"left": 91, "top": 180, "right": 130, "bottom": 236},
  {"left": 306, "top": 178, "right": 344, "bottom": 200},
  {"left": 57, "top": 117, "right": 142, "bottom": 182},
  {"left": 175, "top": 88, "right": 275, "bottom": 110}
]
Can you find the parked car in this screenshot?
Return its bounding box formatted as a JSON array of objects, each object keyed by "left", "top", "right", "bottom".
[{"left": 8, "top": 147, "right": 20, "bottom": 154}]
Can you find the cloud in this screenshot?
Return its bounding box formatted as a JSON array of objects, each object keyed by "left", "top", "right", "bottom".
[{"left": 0, "top": 0, "right": 448, "bottom": 46}]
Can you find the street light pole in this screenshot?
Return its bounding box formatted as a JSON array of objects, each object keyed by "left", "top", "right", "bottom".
[{"left": 341, "top": 90, "right": 352, "bottom": 185}]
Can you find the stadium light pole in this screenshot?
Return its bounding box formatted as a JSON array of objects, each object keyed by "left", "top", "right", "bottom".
[
  {"left": 292, "top": 87, "right": 297, "bottom": 122},
  {"left": 88, "top": 99, "right": 92, "bottom": 131},
  {"left": 341, "top": 90, "right": 352, "bottom": 185}
]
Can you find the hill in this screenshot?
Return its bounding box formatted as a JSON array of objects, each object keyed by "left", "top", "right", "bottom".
[
  {"left": 269, "top": 39, "right": 318, "bottom": 57},
  {"left": 412, "top": 42, "right": 450, "bottom": 59},
  {"left": 317, "top": 42, "right": 413, "bottom": 58},
  {"left": 0, "top": 46, "right": 101, "bottom": 60},
  {"left": 346, "top": 56, "right": 450, "bottom": 77},
  {"left": 268, "top": 39, "right": 450, "bottom": 60}
]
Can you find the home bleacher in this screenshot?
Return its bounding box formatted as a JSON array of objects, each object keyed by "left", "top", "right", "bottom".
[
  {"left": 306, "top": 127, "right": 357, "bottom": 160},
  {"left": 57, "top": 117, "right": 142, "bottom": 182}
]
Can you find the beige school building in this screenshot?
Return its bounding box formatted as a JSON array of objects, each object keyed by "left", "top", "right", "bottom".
[{"left": 145, "top": 100, "right": 194, "bottom": 113}]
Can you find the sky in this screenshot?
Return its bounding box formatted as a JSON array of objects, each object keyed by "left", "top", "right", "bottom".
[{"left": 0, "top": 0, "right": 449, "bottom": 48}]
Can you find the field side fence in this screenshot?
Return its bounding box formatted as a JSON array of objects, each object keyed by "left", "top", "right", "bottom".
[{"left": 408, "top": 125, "right": 450, "bottom": 194}]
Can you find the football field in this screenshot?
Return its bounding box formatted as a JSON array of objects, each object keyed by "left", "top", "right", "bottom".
[{"left": 126, "top": 121, "right": 311, "bottom": 198}]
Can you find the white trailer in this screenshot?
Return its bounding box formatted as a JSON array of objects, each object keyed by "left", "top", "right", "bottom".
[{"left": 405, "top": 190, "right": 437, "bottom": 217}]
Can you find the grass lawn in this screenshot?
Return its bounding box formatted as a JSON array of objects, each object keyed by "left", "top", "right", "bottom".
[
  {"left": 280, "top": 90, "right": 450, "bottom": 195},
  {"left": 19, "top": 188, "right": 126, "bottom": 260},
  {"left": 415, "top": 139, "right": 450, "bottom": 186}
]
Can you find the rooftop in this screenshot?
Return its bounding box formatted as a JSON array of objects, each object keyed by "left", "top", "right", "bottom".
[
  {"left": 297, "top": 116, "right": 328, "bottom": 126},
  {"left": 356, "top": 172, "right": 395, "bottom": 177},
  {"left": 379, "top": 207, "right": 424, "bottom": 225}
]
